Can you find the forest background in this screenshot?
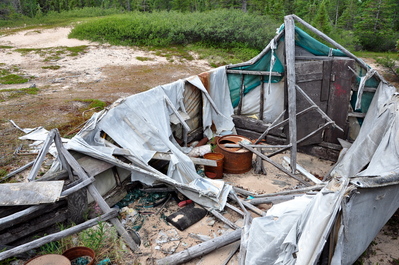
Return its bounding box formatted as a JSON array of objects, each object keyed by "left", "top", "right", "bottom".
[
  {"left": 1, "top": 1, "right": 399, "bottom": 264},
  {"left": 0, "top": 0, "right": 398, "bottom": 54}
]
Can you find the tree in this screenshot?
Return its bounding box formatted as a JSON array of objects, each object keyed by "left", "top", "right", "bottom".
[
  {"left": 354, "top": 0, "right": 398, "bottom": 51},
  {"left": 312, "top": 0, "right": 332, "bottom": 35},
  {"left": 337, "top": 0, "right": 359, "bottom": 30}
]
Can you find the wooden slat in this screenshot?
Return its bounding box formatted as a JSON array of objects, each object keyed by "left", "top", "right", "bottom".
[
  {"left": 226, "top": 69, "right": 282, "bottom": 76},
  {"left": 0, "top": 209, "right": 118, "bottom": 261},
  {"left": 284, "top": 15, "right": 298, "bottom": 173},
  {"left": 0, "top": 181, "right": 64, "bottom": 206}
]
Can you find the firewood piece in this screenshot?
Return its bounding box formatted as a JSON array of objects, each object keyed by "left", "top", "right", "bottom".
[
  {"left": 239, "top": 143, "right": 310, "bottom": 186},
  {"left": 0, "top": 209, "right": 118, "bottom": 261},
  {"left": 156, "top": 229, "right": 242, "bottom": 265}
]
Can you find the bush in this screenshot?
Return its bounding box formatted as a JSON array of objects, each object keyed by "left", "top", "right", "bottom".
[{"left": 69, "top": 10, "right": 280, "bottom": 50}]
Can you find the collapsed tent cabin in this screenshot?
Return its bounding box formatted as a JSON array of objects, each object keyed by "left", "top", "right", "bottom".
[{"left": 1, "top": 14, "right": 398, "bottom": 264}]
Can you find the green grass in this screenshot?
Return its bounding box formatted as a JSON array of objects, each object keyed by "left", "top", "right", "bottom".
[
  {"left": 0, "top": 7, "right": 125, "bottom": 29},
  {"left": 0, "top": 74, "right": 28, "bottom": 84},
  {"left": 65, "top": 45, "right": 88, "bottom": 56},
  {"left": 69, "top": 10, "right": 279, "bottom": 51},
  {"left": 73, "top": 98, "right": 107, "bottom": 110},
  {"left": 38, "top": 221, "right": 126, "bottom": 263},
  {"left": 0, "top": 87, "right": 39, "bottom": 102},
  {"left": 352, "top": 51, "right": 397, "bottom": 60},
  {"left": 14, "top": 46, "right": 88, "bottom": 61},
  {"left": 42, "top": 65, "right": 61, "bottom": 70},
  {"left": 136, "top": 56, "right": 153, "bottom": 62},
  {"left": 0, "top": 45, "right": 13, "bottom": 49}
]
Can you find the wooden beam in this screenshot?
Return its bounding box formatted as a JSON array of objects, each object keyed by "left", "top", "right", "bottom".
[
  {"left": 259, "top": 76, "right": 265, "bottom": 121},
  {"left": 156, "top": 229, "right": 242, "bottom": 265},
  {"left": 291, "top": 14, "right": 384, "bottom": 83},
  {"left": 55, "top": 131, "right": 140, "bottom": 251},
  {"left": 0, "top": 209, "right": 118, "bottom": 261},
  {"left": 295, "top": 84, "right": 343, "bottom": 132},
  {"left": 226, "top": 69, "right": 282, "bottom": 76},
  {"left": 27, "top": 130, "right": 56, "bottom": 181},
  {"left": 239, "top": 143, "right": 310, "bottom": 186},
  {"left": 253, "top": 184, "right": 324, "bottom": 198},
  {"left": 284, "top": 15, "right": 298, "bottom": 173},
  {"left": 237, "top": 75, "right": 245, "bottom": 115}
]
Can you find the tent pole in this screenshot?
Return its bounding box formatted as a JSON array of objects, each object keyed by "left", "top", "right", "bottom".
[
  {"left": 284, "top": 15, "right": 297, "bottom": 173},
  {"left": 292, "top": 15, "right": 385, "bottom": 83}
]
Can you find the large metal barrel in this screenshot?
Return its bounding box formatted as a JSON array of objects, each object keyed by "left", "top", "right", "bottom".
[{"left": 215, "top": 135, "right": 253, "bottom": 174}]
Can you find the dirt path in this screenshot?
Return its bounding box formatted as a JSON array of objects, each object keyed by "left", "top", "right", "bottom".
[
  {"left": 0, "top": 27, "right": 211, "bottom": 168},
  {"left": 1, "top": 27, "right": 398, "bottom": 264}
]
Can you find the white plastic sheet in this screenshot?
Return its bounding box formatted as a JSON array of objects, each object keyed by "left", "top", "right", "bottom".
[{"left": 66, "top": 68, "right": 234, "bottom": 210}]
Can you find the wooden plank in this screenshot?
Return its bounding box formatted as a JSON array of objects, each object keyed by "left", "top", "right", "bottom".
[
  {"left": 292, "top": 14, "right": 384, "bottom": 83},
  {"left": 2, "top": 161, "right": 34, "bottom": 181},
  {"left": 0, "top": 207, "right": 68, "bottom": 245},
  {"left": 0, "top": 201, "right": 66, "bottom": 233},
  {"left": 0, "top": 209, "right": 118, "bottom": 261},
  {"left": 321, "top": 60, "right": 332, "bottom": 101},
  {"left": 295, "top": 84, "right": 343, "bottom": 132},
  {"left": 152, "top": 152, "right": 217, "bottom": 167},
  {"left": 237, "top": 75, "right": 245, "bottom": 115},
  {"left": 255, "top": 110, "right": 286, "bottom": 144},
  {"left": 78, "top": 156, "right": 114, "bottom": 178},
  {"left": 347, "top": 112, "right": 366, "bottom": 118},
  {"left": 226, "top": 69, "right": 282, "bottom": 76},
  {"left": 27, "top": 130, "right": 56, "bottom": 181},
  {"left": 259, "top": 76, "right": 265, "bottom": 120},
  {"left": 0, "top": 181, "right": 64, "bottom": 206},
  {"left": 239, "top": 143, "right": 310, "bottom": 186},
  {"left": 210, "top": 209, "right": 240, "bottom": 230},
  {"left": 294, "top": 61, "right": 326, "bottom": 146},
  {"left": 156, "top": 229, "right": 242, "bottom": 265},
  {"left": 253, "top": 184, "right": 324, "bottom": 198},
  {"left": 55, "top": 133, "right": 140, "bottom": 251},
  {"left": 283, "top": 156, "right": 323, "bottom": 184},
  {"left": 284, "top": 15, "right": 298, "bottom": 173},
  {"left": 247, "top": 194, "right": 301, "bottom": 205},
  {"left": 323, "top": 59, "right": 354, "bottom": 143}
]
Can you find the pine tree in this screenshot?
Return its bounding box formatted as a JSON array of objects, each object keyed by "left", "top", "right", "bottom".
[
  {"left": 354, "top": 0, "right": 398, "bottom": 51},
  {"left": 312, "top": 0, "right": 332, "bottom": 35}
]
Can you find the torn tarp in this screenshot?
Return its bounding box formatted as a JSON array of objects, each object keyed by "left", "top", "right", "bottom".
[
  {"left": 245, "top": 82, "right": 399, "bottom": 265},
  {"left": 66, "top": 67, "right": 234, "bottom": 210}
]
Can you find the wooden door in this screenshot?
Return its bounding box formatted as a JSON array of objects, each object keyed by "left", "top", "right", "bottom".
[{"left": 292, "top": 57, "right": 354, "bottom": 145}]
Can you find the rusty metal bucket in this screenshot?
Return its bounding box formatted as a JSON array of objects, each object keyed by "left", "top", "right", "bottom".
[
  {"left": 215, "top": 135, "right": 253, "bottom": 174},
  {"left": 203, "top": 152, "right": 224, "bottom": 179}
]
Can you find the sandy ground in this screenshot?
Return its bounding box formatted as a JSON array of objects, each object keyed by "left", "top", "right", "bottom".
[{"left": 1, "top": 27, "right": 398, "bottom": 264}]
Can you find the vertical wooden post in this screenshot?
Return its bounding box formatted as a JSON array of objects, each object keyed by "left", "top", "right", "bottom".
[
  {"left": 284, "top": 15, "right": 297, "bottom": 173},
  {"left": 259, "top": 75, "right": 264, "bottom": 121},
  {"left": 237, "top": 75, "right": 245, "bottom": 115}
]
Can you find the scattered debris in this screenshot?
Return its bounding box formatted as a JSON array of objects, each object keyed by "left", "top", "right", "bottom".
[{"left": 2, "top": 14, "right": 399, "bottom": 265}]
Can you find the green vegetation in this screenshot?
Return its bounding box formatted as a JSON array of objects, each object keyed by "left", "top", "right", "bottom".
[
  {"left": 0, "top": 87, "right": 39, "bottom": 102},
  {"left": 69, "top": 10, "right": 278, "bottom": 51},
  {"left": 0, "top": 45, "right": 13, "bottom": 49},
  {"left": 15, "top": 46, "right": 88, "bottom": 61},
  {"left": 1, "top": 0, "right": 398, "bottom": 52},
  {"left": 136, "top": 56, "right": 153, "bottom": 62},
  {"left": 39, "top": 222, "right": 126, "bottom": 262},
  {"left": 73, "top": 98, "right": 107, "bottom": 111},
  {"left": 65, "top": 45, "right": 88, "bottom": 56},
  {"left": 0, "top": 74, "right": 28, "bottom": 84},
  {"left": 0, "top": 169, "right": 7, "bottom": 179},
  {"left": 42, "top": 65, "right": 61, "bottom": 70}
]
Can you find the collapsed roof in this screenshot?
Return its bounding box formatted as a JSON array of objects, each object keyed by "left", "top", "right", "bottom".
[{"left": 1, "top": 14, "right": 398, "bottom": 264}]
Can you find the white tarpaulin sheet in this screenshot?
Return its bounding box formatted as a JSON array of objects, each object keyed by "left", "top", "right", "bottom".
[
  {"left": 245, "top": 82, "right": 399, "bottom": 265},
  {"left": 66, "top": 67, "right": 234, "bottom": 210}
]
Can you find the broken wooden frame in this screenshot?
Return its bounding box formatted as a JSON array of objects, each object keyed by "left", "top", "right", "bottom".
[{"left": 0, "top": 129, "right": 139, "bottom": 260}]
